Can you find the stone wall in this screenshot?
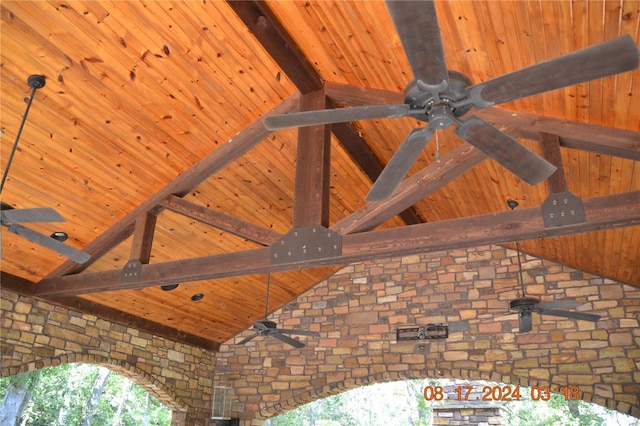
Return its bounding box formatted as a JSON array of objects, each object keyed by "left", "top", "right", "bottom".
[
  {"left": 0, "top": 289, "right": 217, "bottom": 425},
  {"left": 2, "top": 245, "right": 639, "bottom": 425},
  {"left": 215, "top": 245, "right": 640, "bottom": 425}
]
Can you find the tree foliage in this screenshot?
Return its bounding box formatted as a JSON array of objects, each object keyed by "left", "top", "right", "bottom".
[{"left": 0, "top": 364, "right": 171, "bottom": 426}]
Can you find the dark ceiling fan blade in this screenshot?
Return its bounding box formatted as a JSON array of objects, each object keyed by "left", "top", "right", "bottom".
[
  {"left": 537, "top": 300, "right": 581, "bottom": 310},
  {"left": 6, "top": 223, "right": 90, "bottom": 264},
  {"left": 271, "top": 332, "right": 305, "bottom": 348},
  {"left": 277, "top": 328, "right": 320, "bottom": 337},
  {"left": 366, "top": 127, "right": 435, "bottom": 201},
  {"left": 466, "top": 35, "right": 640, "bottom": 108},
  {"left": 455, "top": 116, "right": 557, "bottom": 185},
  {"left": 518, "top": 313, "right": 533, "bottom": 333},
  {"left": 385, "top": 0, "right": 449, "bottom": 92},
  {"left": 237, "top": 333, "right": 260, "bottom": 345},
  {"left": 263, "top": 104, "right": 410, "bottom": 131},
  {"left": 1, "top": 207, "right": 65, "bottom": 224},
  {"left": 539, "top": 309, "right": 601, "bottom": 322}
]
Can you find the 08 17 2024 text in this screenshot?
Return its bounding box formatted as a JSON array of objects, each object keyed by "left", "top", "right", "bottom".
[{"left": 422, "top": 385, "right": 582, "bottom": 402}]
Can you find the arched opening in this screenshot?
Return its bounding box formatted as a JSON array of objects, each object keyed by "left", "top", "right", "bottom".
[
  {"left": 266, "top": 378, "right": 640, "bottom": 426},
  {"left": 0, "top": 363, "right": 173, "bottom": 425}
]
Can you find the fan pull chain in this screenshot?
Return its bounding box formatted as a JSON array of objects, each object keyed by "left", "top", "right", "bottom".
[{"left": 435, "top": 130, "right": 441, "bottom": 163}]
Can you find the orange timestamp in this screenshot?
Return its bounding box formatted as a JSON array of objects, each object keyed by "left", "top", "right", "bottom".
[{"left": 423, "top": 385, "right": 582, "bottom": 401}]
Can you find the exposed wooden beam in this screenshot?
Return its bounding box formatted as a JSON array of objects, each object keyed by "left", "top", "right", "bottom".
[
  {"left": 325, "top": 83, "right": 640, "bottom": 160},
  {"left": 332, "top": 144, "right": 486, "bottom": 235},
  {"left": 43, "top": 93, "right": 300, "bottom": 279},
  {"left": 330, "top": 113, "right": 423, "bottom": 227},
  {"left": 476, "top": 108, "right": 640, "bottom": 161},
  {"left": 229, "top": 2, "right": 423, "bottom": 228},
  {"left": 293, "top": 90, "right": 331, "bottom": 228},
  {"left": 539, "top": 132, "right": 569, "bottom": 194},
  {"left": 130, "top": 212, "right": 157, "bottom": 264},
  {"left": 35, "top": 191, "right": 640, "bottom": 296},
  {"left": 1, "top": 272, "right": 219, "bottom": 351},
  {"left": 227, "top": 1, "right": 322, "bottom": 94},
  {"left": 326, "top": 82, "right": 404, "bottom": 106},
  {"left": 159, "top": 195, "right": 281, "bottom": 246}
]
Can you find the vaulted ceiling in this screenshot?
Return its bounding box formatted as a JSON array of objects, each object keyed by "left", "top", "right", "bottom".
[{"left": 1, "top": 1, "right": 639, "bottom": 351}]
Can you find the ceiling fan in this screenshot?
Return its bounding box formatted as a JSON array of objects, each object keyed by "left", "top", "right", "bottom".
[
  {"left": 1, "top": 75, "right": 89, "bottom": 264},
  {"left": 237, "top": 274, "right": 320, "bottom": 348},
  {"left": 264, "top": 1, "right": 640, "bottom": 201},
  {"left": 504, "top": 199, "right": 600, "bottom": 333}
]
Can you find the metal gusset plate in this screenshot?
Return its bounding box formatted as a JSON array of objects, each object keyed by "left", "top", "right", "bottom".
[
  {"left": 121, "top": 259, "right": 142, "bottom": 284},
  {"left": 271, "top": 226, "right": 342, "bottom": 265},
  {"left": 541, "top": 191, "right": 586, "bottom": 228}
]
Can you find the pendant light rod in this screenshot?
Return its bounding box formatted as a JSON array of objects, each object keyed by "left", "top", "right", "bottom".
[
  {"left": 0, "top": 75, "right": 46, "bottom": 195},
  {"left": 264, "top": 272, "right": 271, "bottom": 319},
  {"left": 506, "top": 199, "right": 527, "bottom": 297}
]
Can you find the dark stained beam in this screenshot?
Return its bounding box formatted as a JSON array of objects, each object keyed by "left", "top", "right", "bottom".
[
  {"left": 229, "top": 1, "right": 423, "bottom": 227},
  {"left": 227, "top": 1, "right": 322, "bottom": 94},
  {"left": 43, "top": 93, "right": 300, "bottom": 279},
  {"left": 325, "top": 83, "right": 640, "bottom": 160},
  {"left": 35, "top": 191, "right": 640, "bottom": 296},
  {"left": 476, "top": 108, "right": 640, "bottom": 161},
  {"left": 539, "top": 132, "right": 569, "bottom": 194},
  {"left": 130, "top": 212, "right": 157, "bottom": 264},
  {"left": 330, "top": 114, "right": 423, "bottom": 227},
  {"left": 1, "top": 272, "right": 219, "bottom": 351},
  {"left": 293, "top": 90, "right": 331, "bottom": 228},
  {"left": 159, "top": 195, "right": 281, "bottom": 246},
  {"left": 326, "top": 82, "right": 404, "bottom": 106},
  {"left": 332, "top": 144, "right": 486, "bottom": 234}
]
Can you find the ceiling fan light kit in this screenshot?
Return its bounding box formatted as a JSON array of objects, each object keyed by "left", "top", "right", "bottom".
[{"left": 264, "top": 1, "right": 639, "bottom": 201}]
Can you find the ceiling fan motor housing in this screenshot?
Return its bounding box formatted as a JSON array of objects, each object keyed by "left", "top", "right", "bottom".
[
  {"left": 510, "top": 297, "right": 541, "bottom": 311},
  {"left": 403, "top": 70, "right": 473, "bottom": 123}
]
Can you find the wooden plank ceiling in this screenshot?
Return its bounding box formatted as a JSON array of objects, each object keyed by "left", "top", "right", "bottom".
[{"left": 1, "top": 1, "right": 638, "bottom": 350}]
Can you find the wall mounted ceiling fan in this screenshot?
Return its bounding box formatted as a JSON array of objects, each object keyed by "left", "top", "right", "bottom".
[
  {"left": 1, "top": 75, "right": 89, "bottom": 264},
  {"left": 237, "top": 274, "right": 320, "bottom": 348},
  {"left": 264, "top": 1, "right": 640, "bottom": 201}
]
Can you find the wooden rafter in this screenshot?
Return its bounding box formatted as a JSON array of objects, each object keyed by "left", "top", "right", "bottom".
[
  {"left": 293, "top": 89, "right": 331, "bottom": 228},
  {"left": 130, "top": 212, "right": 157, "bottom": 264},
  {"left": 539, "top": 132, "right": 569, "bottom": 194},
  {"left": 332, "top": 143, "right": 486, "bottom": 235},
  {"left": 43, "top": 93, "right": 300, "bottom": 279},
  {"left": 35, "top": 190, "right": 640, "bottom": 297},
  {"left": 229, "top": 0, "right": 424, "bottom": 229},
  {"left": 159, "top": 195, "right": 281, "bottom": 246},
  {"left": 325, "top": 82, "right": 640, "bottom": 159}
]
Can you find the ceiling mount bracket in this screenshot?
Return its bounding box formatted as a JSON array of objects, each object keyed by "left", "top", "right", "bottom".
[
  {"left": 271, "top": 225, "right": 342, "bottom": 265},
  {"left": 541, "top": 191, "right": 586, "bottom": 228},
  {"left": 121, "top": 259, "right": 142, "bottom": 284}
]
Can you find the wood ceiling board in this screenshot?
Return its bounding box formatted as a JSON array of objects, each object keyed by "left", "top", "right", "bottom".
[
  {"left": 79, "top": 267, "right": 338, "bottom": 343},
  {"left": 1, "top": 0, "right": 295, "bottom": 272}
]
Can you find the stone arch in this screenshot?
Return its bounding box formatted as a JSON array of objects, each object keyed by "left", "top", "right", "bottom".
[
  {"left": 0, "top": 352, "right": 187, "bottom": 412},
  {"left": 257, "top": 367, "right": 611, "bottom": 420}
]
